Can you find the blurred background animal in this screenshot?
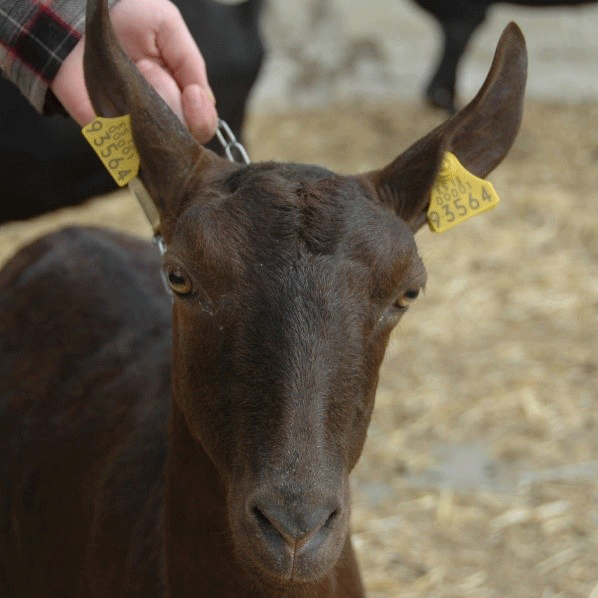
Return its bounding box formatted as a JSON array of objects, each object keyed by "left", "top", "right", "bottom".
[{"left": 412, "top": 0, "right": 596, "bottom": 112}]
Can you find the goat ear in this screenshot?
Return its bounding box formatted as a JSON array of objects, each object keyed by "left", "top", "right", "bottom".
[
  {"left": 357, "top": 22, "right": 527, "bottom": 232},
  {"left": 83, "top": 0, "right": 222, "bottom": 220}
]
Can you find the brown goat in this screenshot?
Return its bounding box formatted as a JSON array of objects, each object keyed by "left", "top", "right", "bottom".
[{"left": 0, "top": 0, "right": 527, "bottom": 595}]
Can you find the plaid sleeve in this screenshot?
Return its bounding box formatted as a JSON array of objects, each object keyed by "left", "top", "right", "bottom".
[{"left": 0, "top": 0, "right": 116, "bottom": 113}]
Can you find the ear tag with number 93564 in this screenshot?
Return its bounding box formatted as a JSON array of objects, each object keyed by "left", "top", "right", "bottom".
[
  {"left": 82, "top": 115, "right": 140, "bottom": 186},
  {"left": 427, "top": 151, "right": 500, "bottom": 233}
]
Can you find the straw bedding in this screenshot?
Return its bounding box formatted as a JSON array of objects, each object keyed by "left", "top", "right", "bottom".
[{"left": 1, "top": 98, "right": 596, "bottom": 597}]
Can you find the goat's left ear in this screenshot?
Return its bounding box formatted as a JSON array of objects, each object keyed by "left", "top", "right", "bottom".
[{"left": 356, "top": 22, "right": 527, "bottom": 232}]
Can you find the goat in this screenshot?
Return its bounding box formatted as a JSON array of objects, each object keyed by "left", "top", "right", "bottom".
[
  {"left": 412, "top": 0, "right": 592, "bottom": 112},
  {"left": 0, "top": 0, "right": 527, "bottom": 594},
  {"left": 0, "top": 0, "right": 263, "bottom": 223}
]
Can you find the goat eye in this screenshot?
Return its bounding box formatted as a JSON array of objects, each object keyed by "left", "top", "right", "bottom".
[
  {"left": 167, "top": 269, "right": 192, "bottom": 295},
  {"left": 396, "top": 288, "right": 420, "bottom": 310}
]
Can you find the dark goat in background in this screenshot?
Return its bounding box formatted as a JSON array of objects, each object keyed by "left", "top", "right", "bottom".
[
  {"left": 0, "top": 0, "right": 263, "bottom": 223},
  {"left": 413, "top": 0, "right": 593, "bottom": 112}
]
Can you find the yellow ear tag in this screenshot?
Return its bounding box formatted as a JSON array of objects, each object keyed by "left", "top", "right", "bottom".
[
  {"left": 427, "top": 152, "right": 500, "bottom": 233},
  {"left": 82, "top": 115, "right": 140, "bottom": 186}
]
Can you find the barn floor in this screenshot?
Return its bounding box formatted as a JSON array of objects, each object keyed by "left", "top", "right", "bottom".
[{"left": 1, "top": 97, "right": 597, "bottom": 597}]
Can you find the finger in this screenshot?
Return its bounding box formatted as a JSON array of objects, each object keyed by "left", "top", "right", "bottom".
[
  {"left": 50, "top": 39, "right": 96, "bottom": 126},
  {"left": 138, "top": 59, "right": 217, "bottom": 142},
  {"left": 181, "top": 84, "right": 218, "bottom": 143},
  {"left": 136, "top": 58, "right": 185, "bottom": 123},
  {"left": 155, "top": 13, "right": 216, "bottom": 104}
]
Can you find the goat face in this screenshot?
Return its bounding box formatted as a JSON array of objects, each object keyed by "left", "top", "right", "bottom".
[
  {"left": 163, "top": 163, "right": 426, "bottom": 582},
  {"left": 83, "top": 0, "right": 526, "bottom": 587}
]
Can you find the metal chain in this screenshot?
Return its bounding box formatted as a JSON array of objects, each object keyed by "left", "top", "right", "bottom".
[{"left": 215, "top": 119, "right": 251, "bottom": 165}]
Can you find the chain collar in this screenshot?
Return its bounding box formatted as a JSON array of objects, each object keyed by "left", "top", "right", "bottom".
[{"left": 215, "top": 119, "right": 250, "bottom": 165}]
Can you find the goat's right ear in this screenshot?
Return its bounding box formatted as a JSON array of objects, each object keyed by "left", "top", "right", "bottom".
[
  {"left": 83, "top": 0, "right": 226, "bottom": 222},
  {"left": 356, "top": 22, "right": 527, "bottom": 232}
]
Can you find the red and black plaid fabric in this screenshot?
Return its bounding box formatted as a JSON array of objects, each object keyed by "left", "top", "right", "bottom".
[{"left": 0, "top": 0, "right": 86, "bottom": 111}]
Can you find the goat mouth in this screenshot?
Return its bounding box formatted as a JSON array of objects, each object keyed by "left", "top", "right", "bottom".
[
  {"left": 234, "top": 505, "right": 350, "bottom": 585},
  {"left": 239, "top": 535, "right": 347, "bottom": 586}
]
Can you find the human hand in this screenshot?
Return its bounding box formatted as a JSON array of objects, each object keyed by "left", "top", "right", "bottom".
[{"left": 50, "top": 0, "right": 218, "bottom": 143}]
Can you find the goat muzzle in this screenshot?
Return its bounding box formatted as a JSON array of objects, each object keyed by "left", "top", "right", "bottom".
[{"left": 232, "top": 482, "right": 350, "bottom": 583}]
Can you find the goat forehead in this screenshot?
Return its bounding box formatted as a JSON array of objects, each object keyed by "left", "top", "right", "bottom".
[
  {"left": 225, "top": 165, "right": 354, "bottom": 249},
  {"left": 176, "top": 164, "right": 419, "bottom": 275}
]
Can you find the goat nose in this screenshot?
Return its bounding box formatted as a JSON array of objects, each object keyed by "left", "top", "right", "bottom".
[{"left": 250, "top": 498, "right": 339, "bottom": 548}]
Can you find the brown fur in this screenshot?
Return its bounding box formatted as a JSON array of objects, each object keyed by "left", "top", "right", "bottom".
[{"left": 0, "top": 1, "right": 527, "bottom": 596}]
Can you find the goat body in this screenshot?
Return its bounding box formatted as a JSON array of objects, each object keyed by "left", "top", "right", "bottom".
[{"left": 0, "top": 0, "right": 528, "bottom": 595}]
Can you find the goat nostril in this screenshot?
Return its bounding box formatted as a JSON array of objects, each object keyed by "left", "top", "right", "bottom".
[
  {"left": 324, "top": 509, "right": 338, "bottom": 528},
  {"left": 252, "top": 506, "right": 274, "bottom": 532},
  {"left": 252, "top": 504, "right": 296, "bottom": 544}
]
